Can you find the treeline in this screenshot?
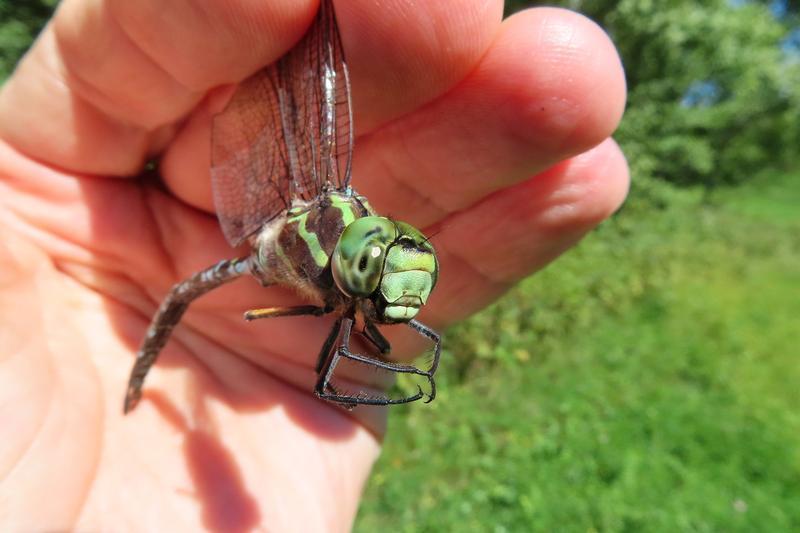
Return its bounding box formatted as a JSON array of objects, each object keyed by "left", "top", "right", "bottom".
[{"left": 508, "top": 0, "right": 800, "bottom": 190}]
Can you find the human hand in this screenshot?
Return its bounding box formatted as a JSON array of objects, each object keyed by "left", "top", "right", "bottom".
[{"left": 0, "top": 0, "right": 627, "bottom": 530}]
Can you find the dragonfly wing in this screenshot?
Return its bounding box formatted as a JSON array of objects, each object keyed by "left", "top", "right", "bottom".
[
  {"left": 278, "top": 0, "right": 354, "bottom": 201},
  {"left": 210, "top": 0, "right": 353, "bottom": 246},
  {"left": 211, "top": 68, "right": 293, "bottom": 246}
]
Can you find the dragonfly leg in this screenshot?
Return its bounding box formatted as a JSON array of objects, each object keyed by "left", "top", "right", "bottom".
[
  {"left": 244, "top": 305, "right": 330, "bottom": 321},
  {"left": 315, "top": 317, "right": 436, "bottom": 406},
  {"left": 363, "top": 321, "right": 391, "bottom": 355},
  {"left": 315, "top": 316, "right": 343, "bottom": 373},
  {"left": 314, "top": 317, "right": 357, "bottom": 408},
  {"left": 124, "top": 257, "right": 250, "bottom": 414},
  {"left": 407, "top": 319, "right": 442, "bottom": 403}
]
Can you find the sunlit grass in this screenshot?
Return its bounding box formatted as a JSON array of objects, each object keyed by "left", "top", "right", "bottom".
[{"left": 356, "top": 176, "right": 800, "bottom": 532}]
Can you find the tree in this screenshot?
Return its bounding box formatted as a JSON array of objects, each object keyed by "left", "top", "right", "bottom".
[{"left": 510, "top": 0, "right": 800, "bottom": 188}]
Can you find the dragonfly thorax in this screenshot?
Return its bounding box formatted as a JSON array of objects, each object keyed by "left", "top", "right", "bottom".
[{"left": 332, "top": 217, "right": 438, "bottom": 323}]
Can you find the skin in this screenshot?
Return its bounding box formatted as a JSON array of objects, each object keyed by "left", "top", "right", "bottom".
[{"left": 0, "top": 0, "right": 628, "bottom": 531}]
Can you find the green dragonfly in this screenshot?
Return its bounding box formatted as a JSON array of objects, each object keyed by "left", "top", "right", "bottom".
[{"left": 123, "top": 0, "right": 440, "bottom": 413}]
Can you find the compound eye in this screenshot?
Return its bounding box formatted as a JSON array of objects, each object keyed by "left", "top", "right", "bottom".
[
  {"left": 332, "top": 217, "right": 396, "bottom": 297},
  {"left": 358, "top": 245, "right": 382, "bottom": 271}
]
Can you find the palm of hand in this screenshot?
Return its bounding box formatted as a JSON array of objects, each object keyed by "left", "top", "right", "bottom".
[{"left": 0, "top": 1, "right": 627, "bottom": 531}]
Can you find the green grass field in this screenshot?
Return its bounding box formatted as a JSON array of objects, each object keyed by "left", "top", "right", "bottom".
[{"left": 355, "top": 174, "right": 800, "bottom": 532}]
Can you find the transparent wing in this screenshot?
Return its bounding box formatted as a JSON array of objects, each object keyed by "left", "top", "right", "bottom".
[
  {"left": 210, "top": 71, "right": 292, "bottom": 246},
  {"left": 210, "top": 0, "right": 353, "bottom": 246}
]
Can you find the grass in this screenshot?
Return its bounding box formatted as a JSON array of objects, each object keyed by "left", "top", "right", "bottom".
[{"left": 355, "top": 174, "right": 800, "bottom": 532}]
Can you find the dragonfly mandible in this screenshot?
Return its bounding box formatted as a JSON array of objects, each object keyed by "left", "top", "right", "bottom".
[{"left": 123, "top": 0, "right": 441, "bottom": 413}]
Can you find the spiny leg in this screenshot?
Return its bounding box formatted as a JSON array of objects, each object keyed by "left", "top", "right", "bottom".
[
  {"left": 407, "top": 319, "right": 442, "bottom": 403},
  {"left": 315, "top": 316, "right": 343, "bottom": 374},
  {"left": 315, "top": 318, "right": 432, "bottom": 406},
  {"left": 124, "top": 257, "right": 250, "bottom": 414},
  {"left": 363, "top": 321, "right": 391, "bottom": 355},
  {"left": 315, "top": 316, "right": 357, "bottom": 408}
]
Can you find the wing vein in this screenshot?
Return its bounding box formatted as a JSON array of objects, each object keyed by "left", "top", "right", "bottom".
[{"left": 209, "top": 0, "right": 354, "bottom": 245}]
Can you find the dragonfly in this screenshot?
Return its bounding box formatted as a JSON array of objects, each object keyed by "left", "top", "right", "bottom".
[{"left": 123, "top": 0, "right": 441, "bottom": 413}]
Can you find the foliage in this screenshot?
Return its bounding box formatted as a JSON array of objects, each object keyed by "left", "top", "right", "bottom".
[
  {"left": 508, "top": 0, "right": 800, "bottom": 189},
  {"left": 356, "top": 173, "right": 800, "bottom": 532},
  {"left": 0, "top": 0, "right": 55, "bottom": 81}
]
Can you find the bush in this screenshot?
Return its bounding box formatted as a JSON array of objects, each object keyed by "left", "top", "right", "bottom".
[
  {"left": 509, "top": 0, "right": 800, "bottom": 189},
  {"left": 0, "top": 0, "right": 55, "bottom": 81}
]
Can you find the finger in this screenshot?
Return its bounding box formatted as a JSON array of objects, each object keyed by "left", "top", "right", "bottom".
[
  {"left": 0, "top": 0, "right": 500, "bottom": 176},
  {"left": 309, "top": 138, "right": 629, "bottom": 361},
  {"left": 337, "top": 0, "right": 504, "bottom": 131},
  {"left": 162, "top": 0, "right": 505, "bottom": 210},
  {"left": 355, "top": 7, "right": 627, "bottom": 227},
  {"left": 426, "top": 137, "right": 630, "bottom": 326},
  {"left": 0, "top": 0, "right": 314, "bottom": 175},
  {"left": 162, "top": 7, "right": 625, "bottom": 219},
  {"left": 290, "top": 132, "right": 626, "bottom": 354}
]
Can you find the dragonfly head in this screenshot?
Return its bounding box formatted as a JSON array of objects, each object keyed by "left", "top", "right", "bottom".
[{"left": 332, "top": 216, "right": 438, "bottom": 323}]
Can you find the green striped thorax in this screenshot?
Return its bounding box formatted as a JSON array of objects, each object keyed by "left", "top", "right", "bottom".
[{"left": 332, "top": 216, "right": 438, "bottom": 323}]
